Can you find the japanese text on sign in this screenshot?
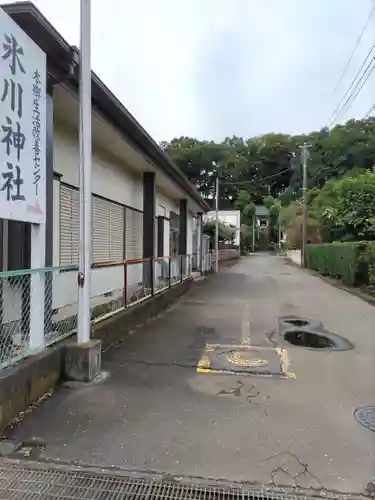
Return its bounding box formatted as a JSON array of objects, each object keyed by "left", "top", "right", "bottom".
[{"left": 0, "top": 7, "right": 46, "bottom": 224}]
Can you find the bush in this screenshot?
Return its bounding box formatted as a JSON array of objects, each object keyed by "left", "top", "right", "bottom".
[
  {"left": 358, "top": 242, "right": 375, "bottom": 289},
  {"left": 313, "top": 169, "right": 375, "bottom": 242},
  {"left": 306, "top": 242, "right": 368, "bottom": 286}
]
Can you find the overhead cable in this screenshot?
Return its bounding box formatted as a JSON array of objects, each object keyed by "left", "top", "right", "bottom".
[{"left": 330, "top": 3, "right": 375, "bottom": 97}]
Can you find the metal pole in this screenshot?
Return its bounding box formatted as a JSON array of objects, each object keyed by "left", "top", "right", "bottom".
[
  {"left": 77, "top": 0, "right": 92, "bottom": 344},
  {"left": 215, "top": 173, "right": 219, "bottom": 273},
  {"left": 252, "top": 216, "right": 255, "bottom": 253},
  {"left": 300, "top": 143, "right": 311, "bottom": 268}
]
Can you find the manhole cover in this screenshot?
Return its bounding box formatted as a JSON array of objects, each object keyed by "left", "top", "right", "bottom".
[
  {"left": 354, "top": 406, "right": 375, "bottom": 432},
  {"left": 227, "top": 350, "right": 268, "bottom": 368},
  {"left": 198, "top": 345, "right": 290, "bottom": 376}
]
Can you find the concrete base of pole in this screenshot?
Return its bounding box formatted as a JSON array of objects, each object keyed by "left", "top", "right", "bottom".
[{"left": 65, "top": 340, "right": 101, "bottom": 382}]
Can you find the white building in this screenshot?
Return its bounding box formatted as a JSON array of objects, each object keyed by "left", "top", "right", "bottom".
[
  {"left": 204, "top": 210, "right": 241, "bottom": 247},
  {"left": 0, "top": 2, "right": 209, "bottom": 364}
]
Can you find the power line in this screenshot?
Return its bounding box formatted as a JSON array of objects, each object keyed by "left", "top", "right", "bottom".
[
  {"left": 220, "top": 167, "right": 292, "bottom": 186},
  {"left": 330, "top": 2, "right": 375, "bottom": 97},
  {"left": 333, "top": 61, "right": 375, "bottom": 123},
  {"left": 364, "top": 103, "right": 375, "bottom": 118},
  {"left": 328, "top": 46, "right": 374, "bottom": 124}
]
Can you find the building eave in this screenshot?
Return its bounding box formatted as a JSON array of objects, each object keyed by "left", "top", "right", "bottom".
[{"left": 1, "top": 1, "right": 210, "bottom": 213}]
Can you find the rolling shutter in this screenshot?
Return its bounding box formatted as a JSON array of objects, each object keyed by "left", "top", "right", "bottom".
[
  {"left": 125, "top": 207, "right": 143, "bottom": 259},
  {"left": 109, "top": 202, "right": 125, "bottom": 260},
  {"left": 60, "top": 184, "right": 80, "bottom": 267},
  {"left": 61, "top": 187, "right": 125, "bottom": 266},
  {"left": 92, "top": 196, "right": 125, "bottom": 262},
  {"left": 92, "top": 196, "right": 111, "bottom": 262}
]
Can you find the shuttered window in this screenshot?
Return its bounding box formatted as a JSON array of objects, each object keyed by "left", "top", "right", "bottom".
[
  {"left": 60, "top": 185, "right": 125, "bottom": 266},
  {"left": 170, "top": 211, "right": 179, "bottom": 255},
  {"left": 60, "top": 184, "right": 80, "bottom": 266},
  {"left": 109, "top": 203, "right": 125, "bottom": 260},
  {"left": 125, "top": 207, "right": 143, "bottom": 259},
  {"left": 92, "top": 196, "right": 124, "bottom": 262},
  {"left": 92, "top": 197, "right": 110, "bottom": 262}
]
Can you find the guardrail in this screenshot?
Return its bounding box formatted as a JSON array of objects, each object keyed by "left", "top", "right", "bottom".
[{"left": 0, "top": 254, "right": 198, "bottom": 370}]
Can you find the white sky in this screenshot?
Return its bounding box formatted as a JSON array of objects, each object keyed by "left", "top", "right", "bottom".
[{"left": 2, "top": 0, "right": 375, "bottom": 142}]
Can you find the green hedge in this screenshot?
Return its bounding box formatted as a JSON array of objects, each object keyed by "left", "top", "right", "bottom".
[{"left": 306, "top": 242, "right": 374, "bottom": 287}]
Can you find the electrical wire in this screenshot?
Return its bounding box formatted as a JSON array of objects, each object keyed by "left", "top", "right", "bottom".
[
  {"left": 219, "top": 5, "right": 375, "bottom": 199},
  {"left": 328, "top": 46, "right": 374, "bottom": 124},
  {"left": 330, "top": 2, "right": 375, "bottom": 97},
  {"left": 318, "top": 97, "right": 375, "bottom": 179},
  {"left": 220, "top": 167, "right": 292, "bottom": 186},
  {"left": 333, "top": 61, "right": 375, "bottom": 123},
  {"left": 364, "top": 103, "right": 375, "bottom": 118}
]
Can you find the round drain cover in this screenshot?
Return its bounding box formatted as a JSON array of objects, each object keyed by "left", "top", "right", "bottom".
[
  {"left": 354, "top": 406, "right": 375, "bottom": 432},
  {"left": 227, "top": 350, "right": 268, "bottom": 368}
]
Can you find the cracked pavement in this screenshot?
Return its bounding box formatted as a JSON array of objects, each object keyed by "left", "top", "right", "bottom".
[{"left": 5, "top": 255, "right": 375, "bottom": 495}]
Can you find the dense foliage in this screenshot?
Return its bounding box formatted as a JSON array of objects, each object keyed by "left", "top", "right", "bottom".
[
  {"left": 162, "top": 117, "right": 375, "bottom": 250},
  {"left": 312, "top": 170, "right": 375, "bottom": 242},
  {"left": 161, "top": 117, "right": 375, "bottom": 208},
  {"left": 202, "top": 220, "right": 235, "bottom": 243},
  {"left": 306, "top": 242, "right": 375, "bottom": 288},
  {"left": 306, "top": 242, "right": 365, "bottom": 286},
  {"left": 162, "top": 117, "right": 375, "bottom": 283},
  {"left": 279, "top": 201, "right": 321, "bottom": 248}
]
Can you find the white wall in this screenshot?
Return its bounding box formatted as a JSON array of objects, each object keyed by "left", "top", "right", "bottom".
[
  {"left": 52, "top": 178, "right": 60, "bottom": 266},
  {"left": 53, "top": 123, "right": 143, "bottom": 209},
  {"left": 187, "top": 212, "right": 194, "bottom": 255},
  {"left": 51, "top": 123, "right": 183, "bottom": 317},
  {"left": 52, "top": 124, "right": 144, "bottom": 315},
  {"left": 163, "top": 219, "right": 170, "bottom": 257},
  {"left": 156, "top": 192, "right": 178, "bottom": 217}
]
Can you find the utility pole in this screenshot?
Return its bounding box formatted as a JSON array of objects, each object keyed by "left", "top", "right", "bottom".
[
  {"left": 215, "top": 172, "right": 219, "bottom": 273},
  {"left": 77, "top": 0, "right": 92, "bottom": 343},
  {"left": 252, "top": 215, "right": 255, "bottom": 253},
  {"left": 300, "top": 143, "right": 311, "bottom": 268}
]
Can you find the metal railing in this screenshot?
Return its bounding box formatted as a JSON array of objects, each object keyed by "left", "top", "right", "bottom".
[{"left": 0, "top": 254, "right": 201, "bottom": 370}]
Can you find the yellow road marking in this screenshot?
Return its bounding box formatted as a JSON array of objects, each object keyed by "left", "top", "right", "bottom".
[{"left": 196, "top": 343, "right": 296, "bottom": 379}]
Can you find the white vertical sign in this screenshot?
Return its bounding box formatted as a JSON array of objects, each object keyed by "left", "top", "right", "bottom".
[{"left": 0, "top": 7, "right": 46, "bottom": 224}]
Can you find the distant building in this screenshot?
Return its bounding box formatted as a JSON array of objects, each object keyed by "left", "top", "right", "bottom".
[
  {"left": 203, "top": 210, "right": 241, "bottom": 247},
  {"left": 255, "top": 205, "right": 269, "bottom": 227}
]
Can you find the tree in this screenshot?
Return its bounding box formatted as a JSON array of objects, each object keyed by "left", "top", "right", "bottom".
[
  {"left": 234, "top": 190, "right": 255, "bottom": 225},
  {"left": 313, "top": 169, "right": 375, "bottom": 242},
  {"left": 203, "top": 220, "right": 235, "bottom": 243},
  {"left": 161, "top": 117, "right": 375, "bottom": 210},
  {"left": 240, "top": 224, "right": 254, "bottom": 253},
  {"left": 279, "top": 201, "right": 321, "bottom": 249}
]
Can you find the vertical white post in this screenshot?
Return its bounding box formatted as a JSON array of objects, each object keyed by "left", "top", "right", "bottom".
[
  {"left": 78, "top": 0, "right": 92, "bottom": 344},
  {"left": 197, "top": 214, "right": 202, "bottom": 272},
  {"left": 29, "top": 223, "right": 46, "bottom": 350},
  {"left": 215, "top": 173, "right": 219, "bottom": 273},
  {"left": 252, "top": 216, "right": 255, "bottom": 253},
  {"left": 300, "top": 143, "right": 311, "bottom": 269}
]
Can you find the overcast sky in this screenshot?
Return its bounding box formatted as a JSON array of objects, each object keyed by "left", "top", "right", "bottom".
[{"left": 3, "top": 0, "right": 375, "bottom": 142}]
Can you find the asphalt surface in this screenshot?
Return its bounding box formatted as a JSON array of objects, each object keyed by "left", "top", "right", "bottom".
[{"left": 5, "top": 255, "right": 375, "bottom": 495}]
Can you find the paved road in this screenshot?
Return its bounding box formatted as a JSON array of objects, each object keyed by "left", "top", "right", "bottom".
[{"left": 6, "top": 255, "right": 375, "bottom": 495}]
